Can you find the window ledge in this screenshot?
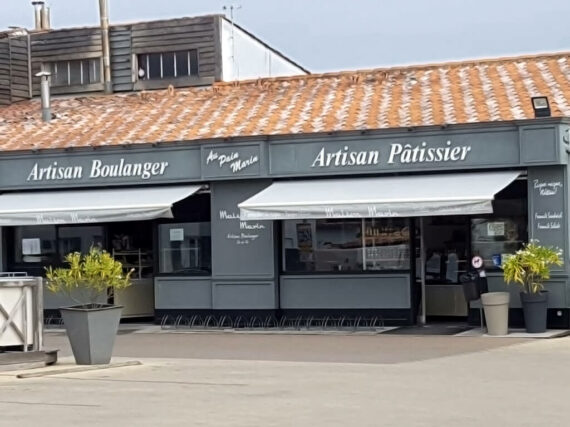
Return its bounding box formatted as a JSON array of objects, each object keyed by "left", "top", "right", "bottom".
[
  {"left": 49, "top": 82, "right": 104, "bottom": 96},
  {"left": 134, "top": 76, "right": 215, "bottom": 91}
]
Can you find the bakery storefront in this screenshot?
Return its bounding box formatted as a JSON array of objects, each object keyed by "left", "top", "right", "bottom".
[{"left": 0, "top": 118, "right": 568, "bottom": 327}]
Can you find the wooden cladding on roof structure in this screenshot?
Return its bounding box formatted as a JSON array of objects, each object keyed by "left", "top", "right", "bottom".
[
  {"left": 0, "top": 15, "right": 221, "bottom": 102},
  {"left": 131, "top": 16, "right": 218, "bottom": 82},
  {"left": 0, "top": 36, "right": 9, "bottom": 105},
  {"left": 0, "top": 33, "right": 32, "bottom": 105}
]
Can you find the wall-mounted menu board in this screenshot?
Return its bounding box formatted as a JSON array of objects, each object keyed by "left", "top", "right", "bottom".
[{"left": 528, "top": 167, "right": 566, "bottom": 269}]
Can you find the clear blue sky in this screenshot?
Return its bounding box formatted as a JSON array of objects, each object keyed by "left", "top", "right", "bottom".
[{"left": 3, "top": 0, "right": 570, "bottom": 72}]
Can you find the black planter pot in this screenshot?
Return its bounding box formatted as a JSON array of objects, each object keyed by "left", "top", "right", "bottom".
[{"left": 520, "top": 291, "right": 548, "bottom": 333}]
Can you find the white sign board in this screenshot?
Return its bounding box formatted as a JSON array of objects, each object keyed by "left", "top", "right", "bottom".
[
  {"left": 487, "top": 222, "right": 505, "bottom": 237},
  {"left": 22, "top": 238, "right": 41, "bottom": 255},
  {"left": 169, "top": 228, "right": 184, "bottom": 242}
]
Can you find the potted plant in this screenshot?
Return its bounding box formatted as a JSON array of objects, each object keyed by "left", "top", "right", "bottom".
[
  {"left": 502, "top": 241, "right": 563, "bottom": 333},
  {"left": 45, "top": 247, "right": 133, "bottom": 365}
]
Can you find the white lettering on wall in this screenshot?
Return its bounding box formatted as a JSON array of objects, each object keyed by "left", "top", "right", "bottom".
[
  {"left": 218, "top": 209, "right": 265, "bottom": 245},
  {"left": 533, "top": 179, "right": 563, "bottom": 196},
  {"left": 206, "top": 150, "right": 259, "bottom": 174},
  {"left": 388, "top": 141, "right": 471, "bottom": 164},
  {"left": 311, "top": 146, "right": 380, "bottom": 167},
  {"left": 310, "top": 141, "right": 471, "bottom": 168},
  {"left": 26, "top": 159, "right": 170, "bottom": 182}
]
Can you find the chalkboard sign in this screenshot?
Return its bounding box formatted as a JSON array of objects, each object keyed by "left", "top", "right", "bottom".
[{"left": 528, "top": 167, "right": 566, "bottom": 269}]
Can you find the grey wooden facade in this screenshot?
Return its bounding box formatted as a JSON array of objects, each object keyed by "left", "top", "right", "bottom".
[
  {"left": 0, "top": 15, "right": 223, "bottom": 103},
  {"left": 0, "top": 33, "right": 32, "bottom": 105}
]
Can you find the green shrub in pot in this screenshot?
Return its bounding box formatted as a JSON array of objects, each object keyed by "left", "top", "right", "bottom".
[
  {"left": 45, "top": 247, "right": 133, "bottom": 364},
  {"left": 502, "top": 240, "right": 563, "bottom": 333}
]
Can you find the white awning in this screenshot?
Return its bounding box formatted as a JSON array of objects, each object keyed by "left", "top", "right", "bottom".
[
  {"left": 239, "top": 171, "right": 521, "bottom": 220},
  {"left": 0, "top": 185, "right": 202, "bottom": 226}
]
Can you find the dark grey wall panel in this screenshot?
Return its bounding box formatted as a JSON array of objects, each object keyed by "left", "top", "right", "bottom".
[
  {"left": 110, "top": 26, "right": 132, "bottom": 92},
  {"left": 280, "top": 274, "right": 411, "bottom": 309},
  {"left": 210, "top": 180, "right": 275, "bottom": 279},
  {"left": 212, "top": 281, "right": 277, "bottom": 309},
  {"left": 521, "top": 126, "right": 559, "bottom": 164},
  {"left": 484, "top": 273, "right": 567, "bottom": 308},
  {"left": 154, "top": 277, "right": 212, "bottom": 309}
]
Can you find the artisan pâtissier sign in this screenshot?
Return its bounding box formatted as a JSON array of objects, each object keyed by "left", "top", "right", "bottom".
[
  {"left": 26, "top": 158, "right": 170, "bottom": 182},
  {"left": 311, "top": 140, "right": 472, "bottom": 168}
]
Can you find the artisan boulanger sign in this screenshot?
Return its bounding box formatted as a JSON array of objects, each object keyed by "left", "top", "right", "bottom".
[
  {"left": 26, "top": 158, "right": 170, "bottom": 182},
  {"left": 311, "top": 140, "right": 471, "bottom": 168}
]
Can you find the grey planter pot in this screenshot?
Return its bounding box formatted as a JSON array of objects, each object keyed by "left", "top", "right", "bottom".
[
  {"left": 60, "top": 304, "right": 123, "bottom": 365},
  {"left": 520, "top": 291, "right": 548, "bottom": 333},
  {"left": 481, "top": 292, "right": 510, "bottom": 336}
]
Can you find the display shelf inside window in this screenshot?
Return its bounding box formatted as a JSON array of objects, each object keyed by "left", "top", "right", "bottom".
[
  {"left": 363, "top": 222, "right": 410, "bottom": 271},
  {"left": 112, "top": 249, "right": 154, "bottom": 280}
]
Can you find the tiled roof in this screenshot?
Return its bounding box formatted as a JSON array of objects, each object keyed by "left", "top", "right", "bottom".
[{"left": 1, "top": 52, "right": 570, "bottom": 152}]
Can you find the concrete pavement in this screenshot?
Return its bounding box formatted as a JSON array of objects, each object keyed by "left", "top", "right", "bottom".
[
  {"left": 0, "top": 333, "right": 569, "bottom": 426},
  {"left": 44, "top": 328, "right": 530, "bottom": 364}
]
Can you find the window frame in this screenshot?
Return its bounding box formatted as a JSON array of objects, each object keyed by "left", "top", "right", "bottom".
[
  {"left": 281, "top": 218, "right": 413, "bottom": 275},
  {"left": 155, "top": 221, "right": 212, "bottom": 277},
  {"left": 46, "top": 57, "right": 103, "bottom": 90},
  {"left": 137, "top": 49, "right": 199, "bottom": 81}
]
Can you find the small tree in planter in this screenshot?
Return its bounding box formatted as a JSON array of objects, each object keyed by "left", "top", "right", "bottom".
[
  {"left": 502, "top": 241, "right": 563, "bottom": 333},
  {"left": 46, "top": 247, "right": 133, "bottom": 365}
]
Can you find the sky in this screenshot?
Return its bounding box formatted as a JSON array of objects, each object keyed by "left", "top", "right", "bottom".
[{"left": 2, "top": 0, "right": 570, "bottom": 72}]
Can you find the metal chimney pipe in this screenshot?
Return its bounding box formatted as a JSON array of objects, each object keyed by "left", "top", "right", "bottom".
[
  {"left": 35, "top": 71, "right": 51, "bottom": 122},
  {"left": 41, "top": 5, "right": 50, "bottom": 30},
  {"left": 31, "top": 1, "right": 44, "bottom": 31},
  {"left": 98, "top": 0, "right": 112, "bottom": 93}
]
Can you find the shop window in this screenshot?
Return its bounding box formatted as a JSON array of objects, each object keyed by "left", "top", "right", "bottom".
[
  {"left": 364, "top": 219, "right": 410, "bottom": 271},
  {"left": 137, "top": 50, "right": 199, "bottom": 80},
  {"left": 282, "top": 218, "right": 410, "bottom": 273},
  {"left": 471, "top": 179, "right": 528, "bottom": 270},
  {"left": 11, "top": 226, "right": 57, "bottom": 269},
  {"left": 471, "top": 217, "right": 527, "bottom": 269},
  {"left": 158, "top": 222, "right": 211, "bottom": 275},
  {"left": 58, "top": 226, "right": 105, "bottom": 260},
  {"left": 47, "top": 59, "right": 101, "bottom": 87}
]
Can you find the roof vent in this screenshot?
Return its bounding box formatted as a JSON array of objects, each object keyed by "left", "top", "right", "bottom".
[
  {"left": 31, "top": 1, "right": 50, "bottom": 30},
  {"left": 35, "top": 70, "right": 52, "bottom": 122}
]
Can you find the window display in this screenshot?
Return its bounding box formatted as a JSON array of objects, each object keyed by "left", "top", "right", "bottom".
[
  {"left": 282, "top": 218, "right": 410, "bottom": 273},
  {"left": 158, "top": 222, "right": 211, "bottom": 274}
]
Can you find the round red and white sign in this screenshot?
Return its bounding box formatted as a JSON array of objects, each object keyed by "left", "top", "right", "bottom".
[{"left": 471, "top": 256, "right": 484, "bottom": 269}]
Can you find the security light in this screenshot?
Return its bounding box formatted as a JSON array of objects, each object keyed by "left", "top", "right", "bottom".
[{"left": 531, "top": 96, "right": 551, "bottom": 118}]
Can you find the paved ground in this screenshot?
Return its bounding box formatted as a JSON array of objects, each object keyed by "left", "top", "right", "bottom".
[
  {"left": 44, "top": 328, "right": 530, "bottom": 364},
  {"left": 1, "top": 332, "right": 570, "bottom": 426}
]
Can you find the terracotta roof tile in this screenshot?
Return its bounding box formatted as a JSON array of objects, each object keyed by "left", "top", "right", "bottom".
[{"left": 1, "top": 51, "right": 570, "bottom": 152}]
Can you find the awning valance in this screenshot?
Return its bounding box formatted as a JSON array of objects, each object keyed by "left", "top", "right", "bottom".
[
  {"left": 0, "top": 185, "right": 201, "bottom": 226},
  {"left": 239, "top": 171, "right": 520, "bottom": 220}
]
